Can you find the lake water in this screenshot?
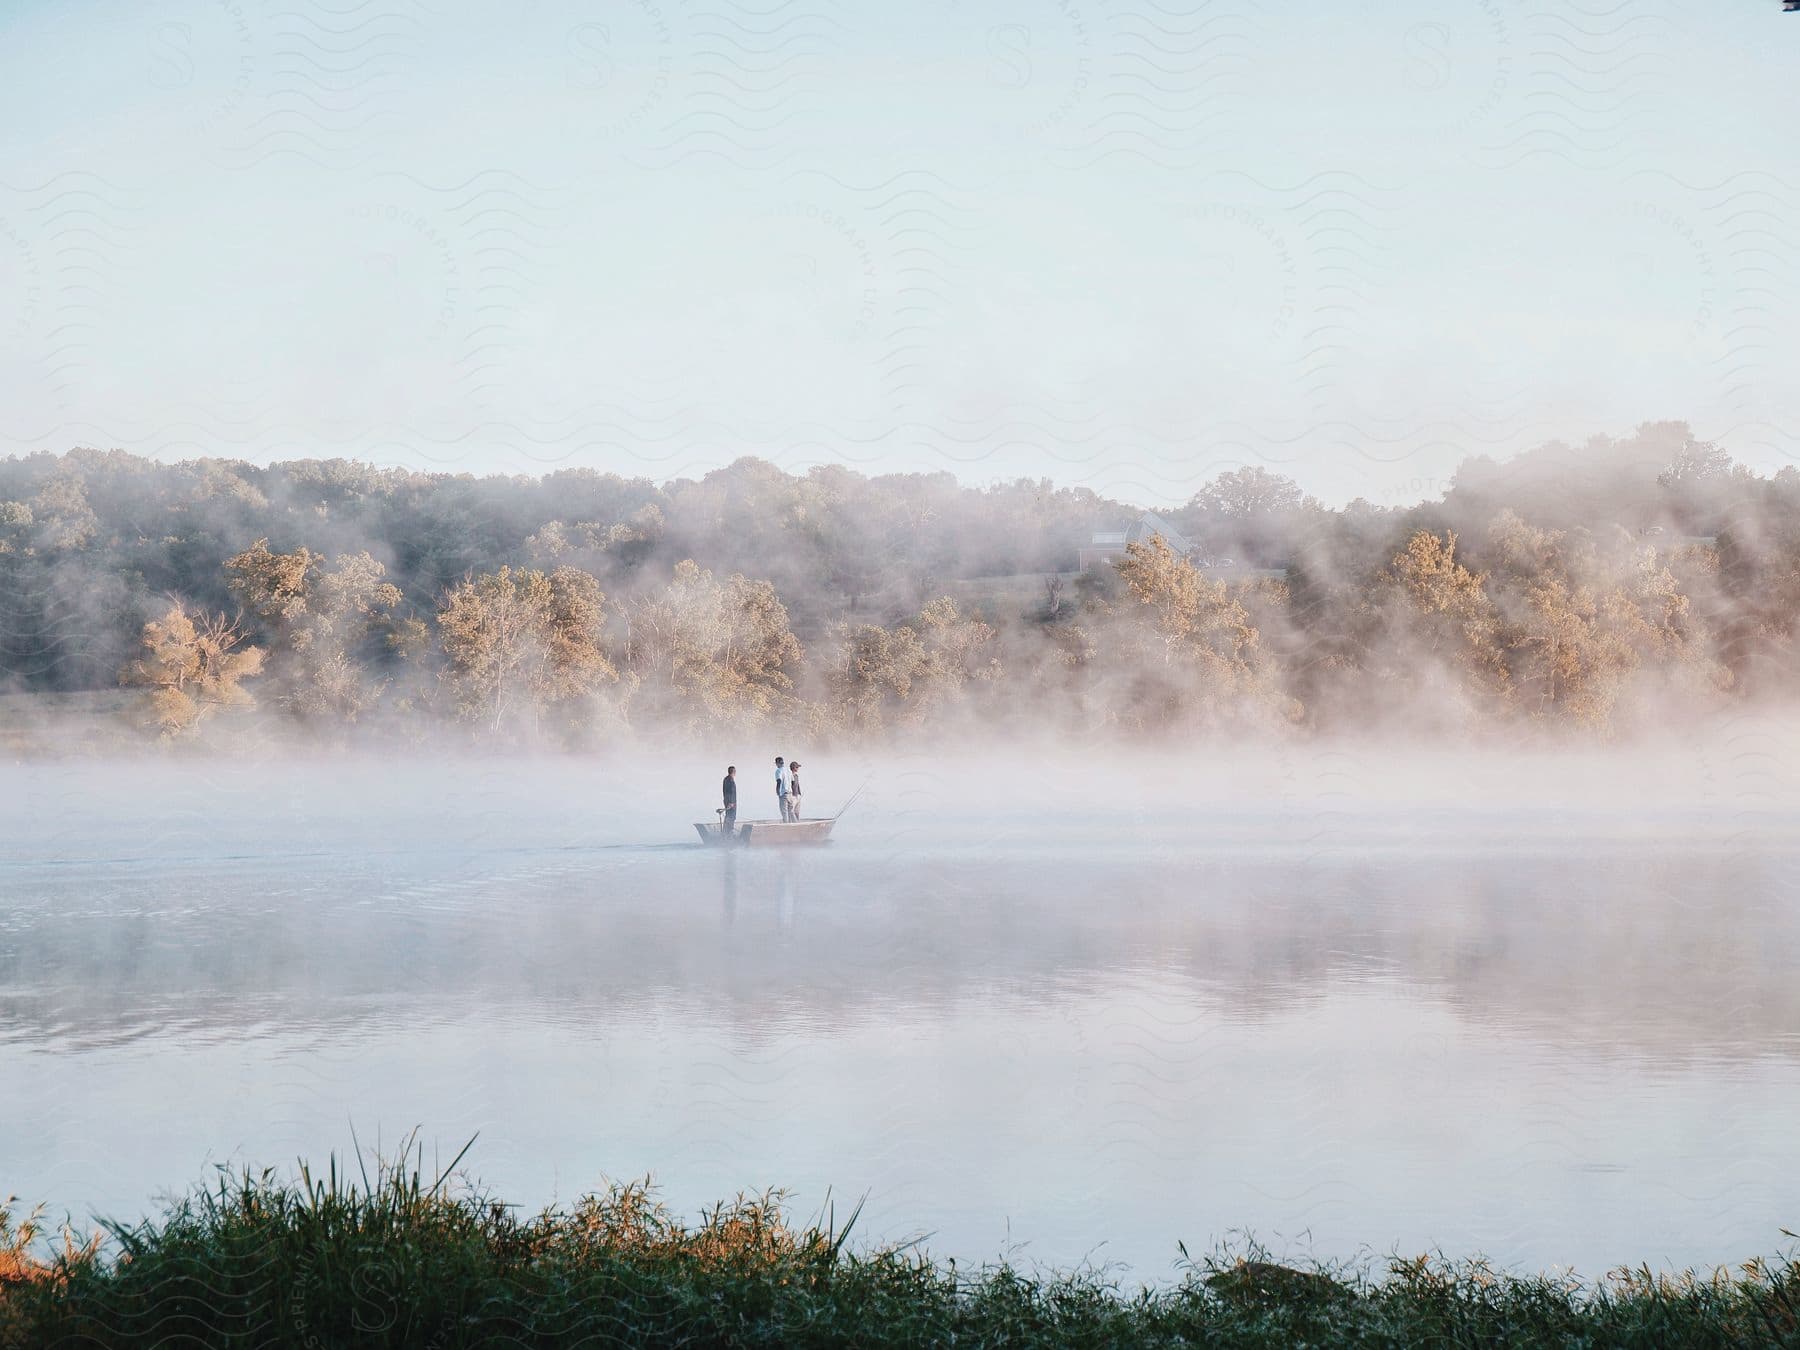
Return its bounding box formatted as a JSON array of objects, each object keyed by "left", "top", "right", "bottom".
[{"left": 4, "top": 745, "right": 1799, "bottom": 1280}]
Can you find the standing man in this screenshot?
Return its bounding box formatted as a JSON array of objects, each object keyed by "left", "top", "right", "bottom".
[
  {"left": 787, "top": 760, "right": 803, "bottom": 820},
  {"left": 774, "top": 756, "right": 789, "bottom": 821},
  {"left": 721, "top": 765, "right": 738, "bottom": 834}
]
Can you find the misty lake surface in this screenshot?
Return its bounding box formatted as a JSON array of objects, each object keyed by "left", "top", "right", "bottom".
[{"left": 4, "top": 746, "right": 1799, "bottom": 1279}]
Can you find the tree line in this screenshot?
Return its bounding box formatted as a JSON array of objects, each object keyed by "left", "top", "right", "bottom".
[{"left": 2, "top": 419, "right": 1796, "bottom": 745}]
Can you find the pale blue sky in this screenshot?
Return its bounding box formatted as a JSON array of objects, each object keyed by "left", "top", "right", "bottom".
[{"left": 1, "top": 0, "right": 1796, "bottom": 504}]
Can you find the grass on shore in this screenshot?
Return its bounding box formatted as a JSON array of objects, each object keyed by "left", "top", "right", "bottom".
[{"left": 3, "top": 1143, "right": 1797, "bottom": 1348}]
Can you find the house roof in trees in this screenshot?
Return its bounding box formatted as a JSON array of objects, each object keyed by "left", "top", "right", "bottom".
[
  {"left": 1129, "top": 511, "right": 1192, "bottom": 553},
  {"left": 1085, "top": 512, "right": 1194, "bottom": 553}
]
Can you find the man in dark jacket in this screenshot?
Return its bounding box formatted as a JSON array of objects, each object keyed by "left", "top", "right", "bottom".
[{"left": 722, "top": 766, "right": 737, "bottom": 831}]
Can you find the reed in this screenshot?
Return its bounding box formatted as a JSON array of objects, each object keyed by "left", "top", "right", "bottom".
[{"left": 2, "top": 1147, "right": 1795, "bottom": 1347}]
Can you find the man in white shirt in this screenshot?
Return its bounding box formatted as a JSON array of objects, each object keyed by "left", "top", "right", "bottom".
[{"left": 774, "top": 756, "right": 790, "bottom": 821}]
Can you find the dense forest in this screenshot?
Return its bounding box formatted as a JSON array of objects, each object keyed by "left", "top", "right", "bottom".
[{"left": 2, "top": 420, "right": 1796, "bottom": 748}]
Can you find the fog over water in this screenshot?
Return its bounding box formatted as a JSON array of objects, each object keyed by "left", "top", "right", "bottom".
[{"left": 4, "top": 739, "right": 1799, "bottom": 1279}]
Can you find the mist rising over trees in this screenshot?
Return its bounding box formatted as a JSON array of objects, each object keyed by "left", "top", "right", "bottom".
[{"left": 2, "top": 421, "right": 1795, "bottom": 748}]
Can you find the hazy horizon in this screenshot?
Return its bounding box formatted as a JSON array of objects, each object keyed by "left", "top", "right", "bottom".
[
  {"left": 0, "top": 417, "right": 1733, "bottom": 508},
  {"left": 3, "top": 2, "right": 1798, "bottom": 508}
]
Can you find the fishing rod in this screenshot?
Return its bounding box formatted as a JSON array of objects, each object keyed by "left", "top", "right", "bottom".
[{"left": 832, "top": 776, "right": 873, "bottom": 820}]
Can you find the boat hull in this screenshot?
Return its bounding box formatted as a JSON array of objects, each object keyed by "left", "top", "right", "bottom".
[{"left": 695, "top": 818, "right": 835, "bottom": 846}]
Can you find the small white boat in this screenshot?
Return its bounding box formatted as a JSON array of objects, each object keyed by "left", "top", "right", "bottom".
[{"left": 694, "top": 817, "right": 836, "bottom": 846}]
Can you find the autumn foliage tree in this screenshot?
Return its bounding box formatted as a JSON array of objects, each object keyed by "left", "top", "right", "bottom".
[
  {"left": 120, "top": 603, "right": 264, "bottom": 736},
  {"left": 1373, "top": 529, "right": 1511, "bottom": 722},
  {"left": 829, "top": 597, "right": 999, "bottom": 733},
  {"left": 623, "top": 560, "right": 804, "bottom": 733},
  {"left": 436, "top": 566, "right": 616, "bottom": 734},
  {"left": 833, "top": 621, "right": 927, "bottom": 733},
  {"left": 4, "top": 424, "right": 1794, "bottom": 746},
  {"left": 1103, "top": 535, "right": 1284, "bottom": 729},
  {"left": 225, "top": 539, "right": 404, "bottom": 723},
  {"left": 1482, "top": 512, "right": 1720, "bottom": 727}
]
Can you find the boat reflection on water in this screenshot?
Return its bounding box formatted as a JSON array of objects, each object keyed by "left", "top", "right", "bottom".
[
  {"left": 714, "top": 847, "right": 803, "bottom": 934},
  {"left": 4, "top": 843, "right": 1798, "bottom": 1059}
]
